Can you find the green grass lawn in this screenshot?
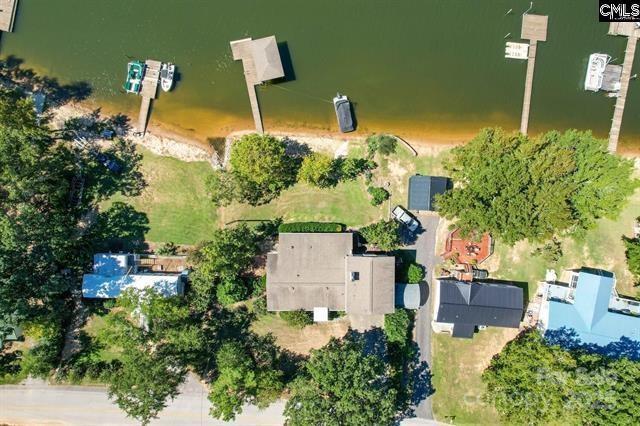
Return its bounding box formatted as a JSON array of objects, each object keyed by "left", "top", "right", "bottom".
[{"left": 108, "top": 148, "right": 217, "bottom": 245}]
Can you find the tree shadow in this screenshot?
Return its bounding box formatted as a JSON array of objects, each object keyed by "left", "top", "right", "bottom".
[
  {"left": 0, "top": 55, "right": 92, "bottom": 108},
  {"left": 545, "top": 327, "right": 640, "bottom": 361},
  {"left": 90, "top": 202, "right": 149, "bottom": 252},
  {"left": 282, "top": 137, "right": 311, "bottom": 159}
]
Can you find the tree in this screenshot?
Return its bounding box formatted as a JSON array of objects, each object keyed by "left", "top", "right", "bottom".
[
  {"left": 189, "top": 225, "right": 258, "bottom": 310},
  {"left": 284, "top": 336, "right": 397, "bottom": 425},
  {"left": 384, "top": 309, "right": 412, "bottom": 347},
  {"left": 229, "top": 133, "right": 297, "bottom": 205},
  {"left": 156, "top": 241, "right": 178, "bottom": 256},
  {"left": 437, "top": 128, "right": 638, "bottom": 245},
  {"left": 209, "top": 340, "right": 284, "bottom": 421},
  {"left": 216, "top": 275, "right": 249, "bottom": 306},
  {"left": 406, "top": 263, "right": 425, "bottom": 284},
  {"left": 368, "top": 186, "right": 390, "bottom": 206},
  {"left": 623, "top": 233, "right": 640, "bottom": 283},
  {"left": 482, "top": 331, "right": 578, "bottom": 425},
  {"left": 366, "top": 134, "right": 397, "bottom": 157},
  {"left": 339, "top": 157, "right": 375, "bottom": 180},
  {"left": 206, "top": 169, "right": 239, "bottom": 207},
  {"left": 360, "top": 220, "right": 402, "bottom": 251},
  {"left": 297, "top": 152, "right": 335, "bottom": 187}
]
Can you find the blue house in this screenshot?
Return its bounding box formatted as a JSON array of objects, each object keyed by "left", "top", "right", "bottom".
[{"left": 541, "top": 268, "right": 640, "bottom": 359}]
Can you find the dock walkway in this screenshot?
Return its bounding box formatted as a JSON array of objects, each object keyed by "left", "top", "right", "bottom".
[
  {"left": 607, "top": 23, "right": 639, "bottom": 153},
  {"left": 519, "top": 14, "right": 548, "bottom": 136},
  {"left": 137, "top": 59, "right": 161, "bottom": 134},
  {"left": 0, "top": 0, "right": 18, "bottom": 32}
]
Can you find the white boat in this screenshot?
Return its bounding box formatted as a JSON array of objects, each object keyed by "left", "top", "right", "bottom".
[
  {"left": 505, "top": 42, "right": 529, "bottom": 60},
  {"left": 160, "top": 63, "right": 175, "bottom": 92},
  {"left": 584, "top": 53, "right": 610, "bottom": 92}
]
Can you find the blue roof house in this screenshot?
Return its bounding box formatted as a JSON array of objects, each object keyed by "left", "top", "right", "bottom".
[{"left": 541, "top": 268, "right": 640, "bottom": 359}]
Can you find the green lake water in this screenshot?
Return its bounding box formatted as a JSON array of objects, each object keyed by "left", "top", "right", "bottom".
[{"left": 2, "top": 0, "right": 640, "bottom": 149}]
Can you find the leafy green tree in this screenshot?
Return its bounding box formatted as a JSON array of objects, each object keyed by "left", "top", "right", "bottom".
[
  {"left": 298, "top": 152, "right": 336, "bottom": 188},
  {"left": 531, "top": 237, "right": 563, "bottom": 264},
  {"left": 216, "top": 275, "right": 249, "bottom": 306},
  {"left": 384, "top": 309, "right": 412, "bottom": 347},
  {"left": 209, "top": 340, "right": 284, "bottom": 421},
  {"left": 206, "top": 169, "right": 239, "bottom": 207},
  {"left": 108, "top": 347, "right": 186, "bottom": 426},
  {"left": 156, "top": 241, "right": 178, "bottom": 256},
  {"left": 406, "top": 263, "right": 425, "bottom": 284},
  {"left": 366, "top": 134, "right": 397, "bottom": 157},
  {"left": 279, "top": 310, "right": 313, "bottom": 329},
  {"left": 482, "top": 331, "right": 578, "bottom": 424},
  {"left": 437, "top": 128, "right": 638, "bottom": 245},
  {"left": 360, "top": 220, "right": 402, "bottom": 251},
  {"left": 229, "top": 133, "right": 297, "bottom": 205},
  {"left": 623, "top": 233, "right": 640, "bottom": 283},
  {"left": 339, "top": 157, "right": 376, "bottom": 180},
  {"left": 368, "top": 186, "right": 390, "bottom": 206},
  {"left": 284, "top": 336, "right": 397, "bottom": 425},
  {"left": 189, "top": 225, "right": 258, "bottom": 310}
]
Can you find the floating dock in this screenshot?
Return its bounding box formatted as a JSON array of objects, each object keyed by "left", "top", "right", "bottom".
[
  {"left": 137, "top": 59, "right": 161, "bottom": 135},
  {"left": 230, "top": 36, "right": 284, "bottom": 133},
  {"left": 519, "top": 14, "right": 548, "bottom": 136},
  {"left": 607, "top": 23, "right": 640, "bottom": 153},
  {"left": 0, "top": 0, "right": 18, "bottom": 32}
]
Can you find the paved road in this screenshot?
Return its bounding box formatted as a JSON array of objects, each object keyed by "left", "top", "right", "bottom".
[
  {"left": 0, "top": 375, "right": 285, "bottom": 426},
  {"left": 407, "top": 214, "right": 441, "bottom": 420}
]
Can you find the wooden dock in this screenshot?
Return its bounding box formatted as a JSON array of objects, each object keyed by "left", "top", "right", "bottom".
[
  {"left": 519, "top": 14, "right": 548, "bottom": 135},
  {"left": 0, "top": 0, "right": 18, "bottom": 32},
  {"left": 230, "top": 36, "right": 284, "bottom": 133},
  {"left": 137, "top": 59, "right": 161, "bottom": 134},
  {"left": 607, "top": 23, "right": 640, "bottom": 153}
]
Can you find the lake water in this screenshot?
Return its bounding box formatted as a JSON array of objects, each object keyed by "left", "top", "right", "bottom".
[{"left": 2, "top": 0, "right": 639, "bottom": 150}]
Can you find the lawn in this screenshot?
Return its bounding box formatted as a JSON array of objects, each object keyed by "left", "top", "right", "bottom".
[{"left": 108, "top": 147, "right": 217, "bottom": 245}]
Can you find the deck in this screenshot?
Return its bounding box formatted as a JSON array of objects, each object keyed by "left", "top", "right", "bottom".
[
  {"left": 607, "top": 23, "right": 639, "bottom": 153},
  {"left": 519, "top": 14, "right": 548, "bottom": 135},
  {"left": 0, "top": 0, "right": 18, "bottom": 32}
]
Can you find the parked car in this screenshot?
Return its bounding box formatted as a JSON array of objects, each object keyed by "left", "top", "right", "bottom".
[{"left": 392, "top": 205, "right": 420, "bottom": 232}]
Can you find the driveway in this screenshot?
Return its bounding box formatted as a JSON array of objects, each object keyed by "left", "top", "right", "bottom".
[{"left": 405, "top": 214, "right": 441, "bottom": 420}]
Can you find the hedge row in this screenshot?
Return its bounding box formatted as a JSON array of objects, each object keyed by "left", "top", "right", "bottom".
[{"left": 278, "top": 222, "right": 345, "bottom": 233}]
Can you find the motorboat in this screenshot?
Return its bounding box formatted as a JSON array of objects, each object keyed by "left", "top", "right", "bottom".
[
  {"left": 584, "top": 53, "right": 610, "bottom": 92},
  {"left": 123, "top": 61, "right": 146, "bottom": 94},
  {"left": 160, "top": 62, "right": 175, "bottom": 92}
]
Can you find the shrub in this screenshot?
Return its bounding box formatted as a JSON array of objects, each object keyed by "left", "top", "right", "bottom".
[
  {"left": 367, "top": 186, "right": 390, "bottom": 206},
  {"left": 360, "top": 220, "right": 402, "bottom": 251},
  {"left": 298, "top": 153, "right": 336, "bottom": 188},
  {"left": 251, "top": 275, "right": 267, "bottom": 298},
  {"left": 407, "top": 263, "right": 425, "bottom": 284},
  {"left": 278, "top": 222, "right": 345, "bottom": 233},
  {"left": 384, "top": 309, "right": 413, "bottom": 347},
  {"left": 366, "top": 134, "right": 397, "bottom": 158},
  {"left": 253, "top": 295, "right": 268, "bottom": 316},
  {"left": 156, "top": 241, "right": 178, "bottom": 256},
  {"left": 339, "top": 157, "right": 376, "bottom": 180},
  {"left": 280, "top": 310, "right": 313, "bottom": 329}
]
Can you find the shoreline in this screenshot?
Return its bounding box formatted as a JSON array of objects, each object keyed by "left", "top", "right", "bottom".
[{"left": 51, "top": 100, "right": 640, "bottom": 165}]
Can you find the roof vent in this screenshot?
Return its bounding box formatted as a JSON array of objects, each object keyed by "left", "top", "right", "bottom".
[{"left": 351, "top": 272, "right": 360, "bottom": 281}]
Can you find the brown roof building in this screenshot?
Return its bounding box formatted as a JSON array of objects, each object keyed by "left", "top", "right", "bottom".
[{"left": 266, "top": 233, "right": 395, "bottom": 315}]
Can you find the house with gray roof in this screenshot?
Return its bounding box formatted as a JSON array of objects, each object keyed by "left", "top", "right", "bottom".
[
  {"left": 432, "top": 278, "right": 524, "bottom": 338},
  {"left": 266, "top": 233, "right": 396, "bottom": 317}
]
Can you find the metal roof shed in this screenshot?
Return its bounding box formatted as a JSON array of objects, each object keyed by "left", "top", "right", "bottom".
[{"left": 407, "top": 175, "right": 450, "bottom": 211}]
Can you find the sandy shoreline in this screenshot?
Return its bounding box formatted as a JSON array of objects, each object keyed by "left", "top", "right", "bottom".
[{"left": 51, "top": 100, "right": 639, "bottom": 165}]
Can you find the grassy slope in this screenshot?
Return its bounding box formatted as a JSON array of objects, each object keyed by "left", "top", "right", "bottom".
[{"left": 108, "top": 148, "right": 217, "bottom": 245}]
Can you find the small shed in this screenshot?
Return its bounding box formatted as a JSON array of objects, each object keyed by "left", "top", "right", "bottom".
[{"left": 407, "top": 175, "right": 450, "bottom": 211}]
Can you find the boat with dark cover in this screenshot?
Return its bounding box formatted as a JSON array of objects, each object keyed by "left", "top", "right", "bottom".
[{"left": 333, "top": 93, "right": 355, "bottom": 132}]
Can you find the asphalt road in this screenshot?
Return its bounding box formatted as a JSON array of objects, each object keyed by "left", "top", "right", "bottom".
[
  {"left": 408, "top": 214, "right": 441, "bottom": 420},
  {"left": 0, "top": 375, "right": 285, "bottom": 426}
]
